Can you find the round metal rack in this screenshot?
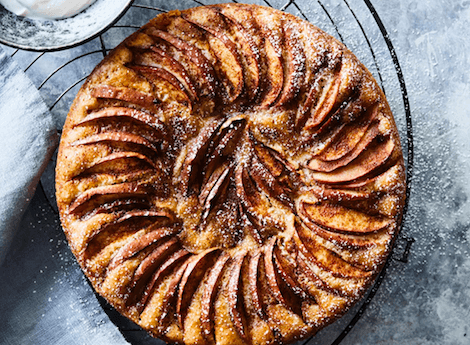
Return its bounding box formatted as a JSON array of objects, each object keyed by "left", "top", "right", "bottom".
[{"left": 2, "top": 0, "right": 414, "bottom": 344}]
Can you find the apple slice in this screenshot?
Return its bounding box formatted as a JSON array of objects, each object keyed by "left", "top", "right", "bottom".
[
  {"left": 180, "top": 118, "right": 224, "bottom": 194},
  {"left": 297, "top": 200, "right": 387, "bottom": 249},
  {"left": 199, "top": 162, "right": 232, "bottom": 222},
  {"left": 308, "top": 136, "right": 395, "bottom": 184},
  {"left": 297, "top": 55, "right": 343, "bottom": 130},
  {"left": 84, "top": 209, "right": 173, "bottom": 252},
  {"left": 126, "top": 237, "right": 179, "bottom": 303},
  {"left": 227, "top": 252, "right": 249, "bottom": 341},
  {"left": 264, "top": 238, "right": 304, "bottom": 317},
  {"left": 182, "top": 10, "right": 244, "bottom": 103},
  {"left": 263, "top": 238, "right": 287, "bottom": 306},
  {"left": 203, "top": 117, "right": 246, "bottom": 179},
  {"left": 108, "top": 226, "right": 177, "bottom": 271},
  {"left": 330, "top": 163, "right": 401, "bottom": 189},
  {"left": 240, "top": 209, "right": 262, "bottom": 245},
  {"left": 273, "top": 243, "right": 316, "bottom": 301},
  {"left": 254, "top": 7, "right": 284, "bottom": 108},
  {"left": 155, "top": 260, "right": 190, "bottom": 331},
  {"left": 146, "top": 27, "right": 217, "bottom": 97},
  {"left": 137, "top": 248, "right": 190, "bottom": 312},
  {"left": 176, "top": 248, "right": 220, "bottom": 329},
  {"left": 307, "top": 185, "right": 371, "bottom": 203},
  {"left": 201, "top": 252, "right": 231, "bottom": 339},
  {"left": 316, "top": 103, "right": 379, "bottom": 162},
  {"left": 217, "top": 5, "right": 264, "bottom": 100},
  {"left": 133, "top": 47, "right": 198, "bottom": 102},
  {"left": 293, "top": 223, "right": 372, "bottom": 279},
  {"left": 235, "top": 164, "right": 267, "bottom": 231},
  {"left": 68, "top": 182, "right": 151, "bottom": 216},
  {"left": 301, "top": 199, "right": 391, "bottom": 234},
  {"left": 295, "top": 250, "right": 348, "bottom": 298},
  {"left": 249, "top": 154, "right": 293, "bottom": 210},
  {"left": 307, "top": 121, "right": 380, "bottom": 172},
  {"left": 274, "top": 22, "right": 306, "bottom": 107},
  {"left": 128, "top": 64, "right": 193, "bottom": 111},
  {"left": 247, "top": 249, "right": 266, "bottom": 320},
  {"left": 76, "top": 151, "right": 158, "bottom": 176},
  {"left": 91, "top": 85, "right": 158, "bottom": 110},
  {"left": 83, "top": 198, "right": 150, "bottom": 218},
  {"left": 216, "top": 9, "right": 260, "bottom": 101},
  {"left": 251, "top": 138, "right": 300, "bottom": 193},
  {"left": 75, "top": 107, "right": 166, "bottom": 136},
  {"left": 70, "top": 131, "right": 161, "bottom": 155}
]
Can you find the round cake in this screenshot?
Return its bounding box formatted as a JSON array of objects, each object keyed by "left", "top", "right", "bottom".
[{"left": 55, "top": 3, "right": 406, "bottom": 345}]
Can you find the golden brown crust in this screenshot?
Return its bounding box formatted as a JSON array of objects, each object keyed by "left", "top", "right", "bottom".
[{"left": 55, "top": 4, "right": 406, "bottom": 345}]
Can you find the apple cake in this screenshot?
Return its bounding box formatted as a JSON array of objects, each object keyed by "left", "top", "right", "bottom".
[{"left": 55, "top": 3, "right": 406, "bottom": 345}]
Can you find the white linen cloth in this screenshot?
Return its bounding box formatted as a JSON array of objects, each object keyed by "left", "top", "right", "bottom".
[
  {"left": 0, "top": 46, "right": 57, "bottom": 264},
  {"left": 0, "top": 46, "right": 131, "bottom": 344}
]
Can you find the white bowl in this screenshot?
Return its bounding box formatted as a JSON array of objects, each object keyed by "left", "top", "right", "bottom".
[{"left": 0, "top": 0, "right": 134, "bottom": 51}]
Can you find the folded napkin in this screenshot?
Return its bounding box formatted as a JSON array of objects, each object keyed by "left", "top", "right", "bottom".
[
  {"left": 0, "top": 46, "right": 133, "bottom": 344},
  {"left": 0, "top": 46, "right": 58, "bottom": 264}
]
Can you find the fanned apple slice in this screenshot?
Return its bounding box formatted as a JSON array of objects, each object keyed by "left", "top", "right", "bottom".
[
  {"left": 127, "top": 237, "right": 179, "bottom": 303},
  {"left": 138, "top": 249, "right": 190, "bottom": 312},
  {"left": 240, "top": 209, "right": 262, "bottom": 245},
  {"left": 76, "top": 152, "right": 158, "bottom": 176},
  {"left": 183, "top": 11, "right": 244, "bottom": 103},
  {"left": 155, "top": 261, "right": 190, "bottom": 331},
  {"left": 203, "top": 117, "right": 246, "bottom": 179},
  {"left": 330, "top": 163, "right": 401, "bottom": 189},
  {"left": 108, "top": 226, "right": 177, "bottom": 271},
  {"left": 91, "top": 85, "right": 158, "bottom": 110},
  {"left": 251, "top": 138, "right": 300, "bottom": 193},
  {"left": 75, "top": 107, "right": 166, "bottom": 135},
  {"left": 133, "top": 47, "right": 198, "bottom": 102},
  {"left": 275, "top": 22, "right": 306, "bottom": 106},
  {"left": 295, "top": 250, "right": 349, "bottom": 298},
  {"left": 248, "top": 249, "right": 266, "bottom": 320},
  {"left": 309, "top": 136, "right": 395, "bottom": 184},
  {"left": 273, "top": 243, "right": 316, "bottom": 301},
  {"left": 235, "top": 164, "right": 269, "bottom": 231},
  {"left": 180, "top": 118, "right": 224, "bottom": 194},
  {"left": 129, "top": 65, "right": 193, "bottom": 110},
  {"left": 254, "top": 7, "right": 284, "bottom": 108},
  {"left": 227, "top": 252, "right": 249, "bottom": 341},
  {"left": 297, "top": 201, "right": 384, "bottom": 249},
  {"left": 201, "top": 252, "right": 231, "bottom": 339},
  {"left": 294, "top": 223, "right": 371, "bottom": 279},
  {"left": 301, "top": 200, "right": 391, "bottom": 234},
  {"left": 297, "top": 55, "right": 343, "bottom": 130},
  {"left": 264, "top": 239, "right": 305, "bottom": 321},
  {"left": 249, "top": 153, "right": 293, "bottom": 210},
  {"left": 70, "top": 132, "right": 161, "bottom": 155},
  {"left": 82, "top": 198, "right": 149, "bottom": 218},
  {"left": 176, "top": 248, "right": 220, "bottom": 329},
  {"left": 307, "top": 185, "right": 371, "bottom": 203},
  {"left": 146, "top": 27, "right": 217, "bottom": 97},
  {"left": 199, "top": 162, "right": 232, "bottom": 221},
  {"left": 84, "top": 210, "right": 173, "bottom": 252},
  {"left": 263, "top": 238, "right": 288, "bottom": 306},
  {"left": 215, "top": 9, "right": 260, "bottom": 101},
  {"left": 316, "top": 103, "right": 379, "bottom": 162},
  {"left": 68, "top": 182, "right": 152, "bottom": 216},
  {"left": 307, "top": 121, "right": 380, "bottom": 172},
  {"left": 217, "top": 4, "right": 265, "bottom": 102}
]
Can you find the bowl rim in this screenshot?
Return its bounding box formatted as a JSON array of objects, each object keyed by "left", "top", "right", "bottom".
[{"left": 0, "top": 0, "right": 135, "bottom": 52}]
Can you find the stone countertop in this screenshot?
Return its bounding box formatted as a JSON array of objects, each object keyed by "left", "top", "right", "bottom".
[{"left": 0, "top": 0, "right": 469, "bottom": 344}]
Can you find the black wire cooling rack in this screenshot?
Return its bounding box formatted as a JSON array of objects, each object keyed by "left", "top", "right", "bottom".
[{"left": 2, "top": 0, "right": 415, "bottom": 344}]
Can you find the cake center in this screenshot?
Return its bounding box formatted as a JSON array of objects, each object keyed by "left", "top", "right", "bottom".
[{"left": 176, "top": 115, "right": 300, "bottom": 252}]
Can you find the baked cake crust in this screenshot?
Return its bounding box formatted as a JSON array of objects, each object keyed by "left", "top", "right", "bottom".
[{"left": 55, "top": 4, "right": 406, "bottom": 345}]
